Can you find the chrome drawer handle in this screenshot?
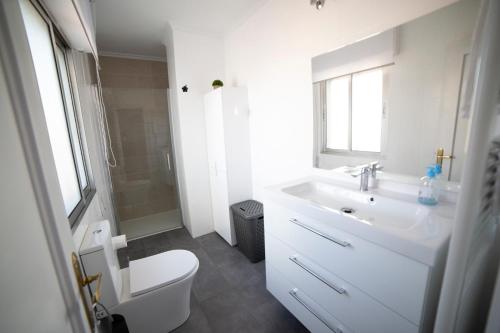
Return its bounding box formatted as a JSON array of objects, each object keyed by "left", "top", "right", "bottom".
[
  {"left": 289, "top": 218, "right": 351, "bottom": 247},
  {"left": 289, "top": 288, "right": 343, "bottom": 333},
  {"left": 289, "top": 256, "right": 346, "bottom": 295}
]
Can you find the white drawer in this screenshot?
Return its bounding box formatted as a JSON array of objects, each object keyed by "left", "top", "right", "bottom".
[
  {"left": 267, "top": 264, "right": 353, "bottom": 333},
  {"left": 264, "top": 201, "right": 429, "bottom": 324},
  {"left": 266, "top": 234, "right": 418, "bottom": 333}
]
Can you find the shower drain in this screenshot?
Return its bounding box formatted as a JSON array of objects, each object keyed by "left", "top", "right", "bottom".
[{"left": 340, "top": 207, "right": 355, "bottom": 214}]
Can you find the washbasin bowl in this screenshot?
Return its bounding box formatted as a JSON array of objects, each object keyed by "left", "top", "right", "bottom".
[
  {"left": 267, "top": 173, "right": 456, "bottom": 265},
  {"left": 282, "top": 181, "right": 430, "bottom": 230}
]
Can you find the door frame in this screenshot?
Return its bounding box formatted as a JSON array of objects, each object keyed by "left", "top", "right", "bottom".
[{"left": 166, "top": 87, "right": 185, "bottom": 228}]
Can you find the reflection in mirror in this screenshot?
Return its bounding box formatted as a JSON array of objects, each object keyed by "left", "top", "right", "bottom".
[{"left": 312, "top": 0, "right": 479, "bottom": 182}]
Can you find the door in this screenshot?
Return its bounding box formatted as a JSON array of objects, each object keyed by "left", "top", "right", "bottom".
[
  {"left": 435, "top": 1, "right": 500, "bottom": 331},
  {"left": 0, "top": 1, "right": 90, "bottom": 331},
  {"left": 211, "top": 170, "right": 233, "bottom": 244},
  {"left": 204, "top": 90, "right": 235, "bottom": 244},
  {"left": 101, "top": 60, "right": 182, "bottom": 239}
]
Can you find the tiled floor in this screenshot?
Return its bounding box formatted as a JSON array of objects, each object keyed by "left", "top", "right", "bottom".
[{"left": 117, "top": 228, "right": 309, "bottom": 333}]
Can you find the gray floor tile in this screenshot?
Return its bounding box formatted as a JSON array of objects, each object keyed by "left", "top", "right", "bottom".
[
  {"left": 143, "top": 232, "right": 172, "bottom": 256},
  {"left": 188, "top": 247, "right": 215, "bottom": 274},
  {"left": 117, "top": 248, "right": 129, "bottom": 268},
  {"left": 254, "top": 260, "right": 266, "bottom": 276},
  {"left": 203, "top": 245, "right": 247, "bottom": 267},
  {"left": 167, "top": 228, "right": 201, "bottom": 251},
  {"left": 192, "top": 264, "right": 232, "bottom": 302},
  {"left": 218, "top": 258, "right": 262, "bottom": 289},
  {"left": 208, "top": 311, "right": 266, "bottom": 333},
  {"left": 252, "top": 299, "right": 310, "bottom": 333},
  {"left": 172, "top": 296, "right": 213, "bottom": 333},
  {"left": 126, "top": 239, "right": 147, "bottom": 261},
  {"left": 199, "top": 289, "right": 262, "bottom": 333},
  {"left": 127, "top": 238, "right": 145, "bottom": 252},
  {"left": 197, "top": 232, "right": 229, "bottom": 251},
  {"left": 237, "top": 274, "right": 274, "bottom": 309}
]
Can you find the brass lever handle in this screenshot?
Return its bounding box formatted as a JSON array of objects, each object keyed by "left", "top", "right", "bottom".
[
  {"left": 71, "top": 252, "right": 94, "bottom": 328},
  {"left": 83, "top": 272, "right": 103, "bottom": 304},
  {"left": 436, "top": 148, "right": 454, "bottom": 167}
]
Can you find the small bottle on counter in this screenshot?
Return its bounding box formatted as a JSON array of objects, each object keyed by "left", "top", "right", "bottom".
[{"left": 418, "top": 166, "right": 439, "bottom": 206}]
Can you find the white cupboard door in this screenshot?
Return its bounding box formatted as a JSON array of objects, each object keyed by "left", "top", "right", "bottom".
[
  {"left": 205, "top": 90, "right": 227, "bottom": 173},
  {"left": 204, "top": 93, "right": 217, "bottom": 171},
  {"left": 212, "top": 171, "right": 233, "bottom": 244},
  {"left": 205, "top": 91, "right": 233, "bottom": 244}
]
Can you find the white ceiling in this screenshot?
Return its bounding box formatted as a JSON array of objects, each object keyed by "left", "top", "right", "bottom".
[{"left": 95, "top": 0, "right": 268, "bottom": 58}]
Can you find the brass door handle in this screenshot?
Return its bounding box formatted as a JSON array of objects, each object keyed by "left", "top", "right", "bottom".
[
  {"left": 72, "top": 252, "right": 94, "bottom": 328},
  {"left": 71, "top": 252, "right": 104, "bottom": 330},
  {"left": 436, "top": 148, "right": 454, "bottom": 166},
  {"left": 83, "top": 272, "right": 103, "bottom": 304}
]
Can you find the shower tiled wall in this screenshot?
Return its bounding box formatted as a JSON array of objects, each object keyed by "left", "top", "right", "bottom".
[{"left": 100, "top": 56, "right": 177, "bottom": 221}]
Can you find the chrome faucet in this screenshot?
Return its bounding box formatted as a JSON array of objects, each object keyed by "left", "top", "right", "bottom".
[
  {"left": 352, "top": 166, "right": 371, "bottom": 191},
  {"left": 351, "top": 161, "right": 383, "bottom": 192},
  {"left": 369, "top": 161, "right": 383, "bottom": 180}
]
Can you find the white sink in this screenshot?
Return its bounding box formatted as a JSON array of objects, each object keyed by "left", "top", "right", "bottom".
[
  {"left": 282, "top": 181, "right": 430, "bottom": 230},
  {"left": 265, "top": 174, "right": 456, "bottom": 265}
]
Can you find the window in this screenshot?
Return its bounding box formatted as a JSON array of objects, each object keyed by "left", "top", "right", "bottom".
[
  {"left": 20, "top": 0, "right": 92, "bottom": 226},
  {"left": 54, "top": 44, "right": 89, "bottom": 192},
  {"left": 322, "top": 67, "right": 385, "bottom": 154}
]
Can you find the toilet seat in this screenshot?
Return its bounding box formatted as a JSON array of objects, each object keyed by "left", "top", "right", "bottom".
[{"left": 129, "top": 250, "right": 198, "bottom": 297}]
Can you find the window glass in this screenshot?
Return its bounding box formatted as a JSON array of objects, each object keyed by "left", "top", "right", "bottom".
[
  {"left": 326, "top": 76, "right": 350, "bottom": 150},
  {"left": 351, "top": 69, "right": 383, "bottom": 152},
  {"left": 55, "top": 46, "right": 88, "bottom": 190},
  {"left": 20, "top": 0, "right": 81, "bottom": 215}
]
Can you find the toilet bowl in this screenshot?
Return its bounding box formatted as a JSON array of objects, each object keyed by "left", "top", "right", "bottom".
[{"left": 79, "top": 220, "right": 199, "bottom": 333}]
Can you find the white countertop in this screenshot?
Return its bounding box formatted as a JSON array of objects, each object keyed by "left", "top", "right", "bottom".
[{"left": 264, "top": 171, "right": 457, "bottom": 266}]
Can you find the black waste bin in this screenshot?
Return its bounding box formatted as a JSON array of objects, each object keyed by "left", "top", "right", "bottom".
[{"left": 231, "top": 200, "right": 265, "bottom": 263}]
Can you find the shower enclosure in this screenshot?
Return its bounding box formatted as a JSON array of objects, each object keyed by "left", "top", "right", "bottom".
[{"left": 100, "top": 56, "right": 181, "bottom": 239}]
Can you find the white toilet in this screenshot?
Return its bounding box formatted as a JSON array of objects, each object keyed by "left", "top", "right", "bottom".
[{"left": 79, "top": 220, "right": 199, "bottom": 333}]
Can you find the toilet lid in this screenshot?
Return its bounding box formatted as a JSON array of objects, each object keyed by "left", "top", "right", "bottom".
[{"left": 129, "top": 250, "right": 198, "bottom": 297}]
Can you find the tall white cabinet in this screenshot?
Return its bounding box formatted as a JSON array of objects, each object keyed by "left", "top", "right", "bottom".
[{"left": 204, "top": 87, "right": 252, "bottom": 245}]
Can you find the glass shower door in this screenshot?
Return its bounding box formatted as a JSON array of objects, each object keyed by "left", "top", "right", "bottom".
[{"left": 100, "top": 56, "right": 182, "bottom": 240}]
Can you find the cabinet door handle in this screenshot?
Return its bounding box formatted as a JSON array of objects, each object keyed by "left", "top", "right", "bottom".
[
  {"left": 289, "top": 288, "right": 343, "bottom": 333},
  {"left": 289, "top": 256, "right": 346, "bottom": 295},
  {"left": 289, "top": 218, "right": 351, "bottom": 247}
]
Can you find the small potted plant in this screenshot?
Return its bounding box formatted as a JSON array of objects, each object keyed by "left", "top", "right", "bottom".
[{"left": 212, "top": 79, "right": 224, "bottom": 90}]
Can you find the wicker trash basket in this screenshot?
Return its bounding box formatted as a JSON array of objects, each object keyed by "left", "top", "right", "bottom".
[{"left": 230, "top": 200, "right": 265, "bottom": 263}]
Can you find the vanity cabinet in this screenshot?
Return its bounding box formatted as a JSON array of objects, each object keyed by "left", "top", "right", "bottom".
[
  {"left": 264, "top": 200, "right": 446, "bottom": 333},
  {"left": 204, "top": 87, "right": 252, "bottom": 245}
]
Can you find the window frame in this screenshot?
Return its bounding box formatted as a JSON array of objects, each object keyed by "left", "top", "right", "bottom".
[
  {"left": 319, "top": 65, "right": 390, "bottom": 157},
  {"left": 25, "top": 0, "right": 95, "bottom": 229}
]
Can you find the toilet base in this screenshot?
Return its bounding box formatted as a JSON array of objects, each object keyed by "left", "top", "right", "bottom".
[{"left": 110, "top": 264, "right": 198, "bottom": 333}]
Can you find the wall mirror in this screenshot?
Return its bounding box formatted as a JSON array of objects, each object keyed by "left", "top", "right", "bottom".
[{"left": 312, "top": 0, "right": 479, "bottom": 181}]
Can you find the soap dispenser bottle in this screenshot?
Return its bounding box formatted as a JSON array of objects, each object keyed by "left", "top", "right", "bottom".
[
  {"left": 418, "top": 166, "right": 439, "bottom": 206},
  {"left": 433, "top": 163, "right": 444, "bottom": 195}
]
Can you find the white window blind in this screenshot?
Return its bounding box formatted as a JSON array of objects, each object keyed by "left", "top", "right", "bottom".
[{"left": 312, "top": 29, "right": 397, "bottom": 83}]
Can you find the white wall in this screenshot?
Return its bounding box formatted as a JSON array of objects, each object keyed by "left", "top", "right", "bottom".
[
  {"left": 224, "top": 0, "right": 459, "bottom": 200},
  {"left": 317, "top": 0, "right": 478, "bottom": 178},
  {"left": 164, "top": 26, "right": 225, "bottom": 237}
]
